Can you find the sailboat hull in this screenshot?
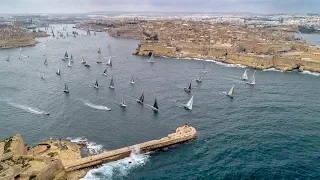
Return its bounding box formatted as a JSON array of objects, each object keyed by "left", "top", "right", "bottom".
[
  {"left": 109, "top": 86, "right": 114, "bottom": 89},
  {"left": 184, "top": 106, "right": 191, "bottom": 110},
  {"left": 184, "top": 88, "right": 191, "bottom": 92},
  {"left": 136, "top": 100, "right": 143, "bottom": 105},
  {"left": 64, "top": 90, "right": 69, "bottom": 93},
  {"left": 119, "top": 103, "right": 127, "bottom": 107},
  {"left": 196, "top": 79, "right": 202, "bottom": 83},
  {"left": 227, "top": 94, "right": 233, "bottom": 99},
  {"left": 152, "top": 107, "right": 158, "bottom": 112},
  {"left": 103, "top": 73, "right": 107, "bottom": 76}
]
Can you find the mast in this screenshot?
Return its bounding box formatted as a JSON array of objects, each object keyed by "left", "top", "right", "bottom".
[
  {"left": 153, "top": 99, "right": 158, "bottom": 109},
  {"left": 188, "top": 80, "right": 192, "bottom": 90},
  {"left": 139, "top": 93, "right": 144, "bottom": 103},
  {"left": 95, "top": 80, "right": 98, "bottom": 87}
]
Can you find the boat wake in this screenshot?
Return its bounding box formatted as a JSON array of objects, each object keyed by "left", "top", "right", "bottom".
[
  {"left": 67, "top": 137, "right": 104, "bottom": 155},
  {"left": 300, "top": 70, "right": 320, "bottom": 76},
  {"left": 82, "top": 100, "right": 111, "bottom": 111},
  {"left": 82, "top": 148, "right": 150, "bottom": 180},
  {"left": 7, "top": 102, "right": 49, "bottom": 115}
]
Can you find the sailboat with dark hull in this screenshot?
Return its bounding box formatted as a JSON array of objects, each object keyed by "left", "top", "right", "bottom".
[
  {"left": 64, "top": 83, "right": 69, "bottom": 93},
  {"left": 184, "top": 80, "right": 192, "bottom": 92},
  {"left": 152, "top": 99, "right": 159, "bottom": 112},
  {"left": 109, "top": 76, "right": 114, "bottom": 89},
  {"left": 102, "top": 68, "right": 107, "bottom": 76},
  {"left": 136, "top": 93, "right": 144, "bottom": 105},
  {"left": 56, "top": 68, "right": 61, "bottom": 75},
  {"left": 94, "top": 80, "right": 99, "bottom": 89}
]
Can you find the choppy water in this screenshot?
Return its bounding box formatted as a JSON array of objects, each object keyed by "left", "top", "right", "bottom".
[{"left": 1, "top": 25, "right": 320, "bottom": 179}]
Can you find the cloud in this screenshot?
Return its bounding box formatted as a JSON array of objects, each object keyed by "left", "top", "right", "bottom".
[{"left": 0, "top": 0, "right": 319, "bottom": 14}]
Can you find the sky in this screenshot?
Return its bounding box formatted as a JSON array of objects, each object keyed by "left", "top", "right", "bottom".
[{"left": 1, "top": 0, "right": 319, "bottom": 14}]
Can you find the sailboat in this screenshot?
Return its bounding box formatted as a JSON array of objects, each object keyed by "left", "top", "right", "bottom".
[
  {"left": 81, "top": 57, "right": 86, "bottom": 64},
  {"left": 184, "top": 80, "right": 192, "bottom": 92},
  {"left": 247, "top": 71, "right": 256, "bottom": 85},
  {"left": 102, "top": 68, "right": 107, "bottom": 76},
  {"left": 64, "top": 83, "right": 69, "bottom": 93},
  {"left": 94, "top": 80, "right": 99, "bottom": 89},
  {"left": 242, "top": 69, "right": 248, "bottom": 81},
  {"left": 136, "top": 93, "right": 144, "bottom": 105},
  {"left": 62, "top": 51, "right": 68, "bottom": 61},
  {"left": 44, "top": 58, "right": 48, "bottom": 65},
  {"left": 98, "top": 48, "right": 101, "bottom": 54},
  {"left": 107, "top": 56, "right": 112, "bottom": 66},
  {"left": 41, "top": 73, "right": 45, "bottom": 80},
  {"left": 56, "top": 68, "right": 61, "bottom": 75},
  {"left": 70, "top": 54, "right": 73, "bottom": 62},
  {"left": 109, "top": 76, "right": 114, "bottom": 89},
  {"left": 20, "top": 47, "right": 22, "bottom": 51},
  {"left": 6, "top": 55, "right": 10, "bottom": 61},
  {"left": 119, "top": 92, "right": 126, "bottom": 107},
  {"left": 184, "top": 95, "right": 194, "bottom": 110},
  {"left": 203, "top": 62, "right": 207, "bottom": 74},
  {"left": 97, "top": 57, "right": 102, "bottom": 63},
  {"left": 68, "top": 59, "right": 72, "bottom": 67},
  {"left": 152, "top": 99, "right": 159, "bottom": 112},
  {"left": 130, "top": 75, "right": 135, "bottom": 84},
  {"left": 84, "top": 61, "right": 90, "bottom": 67},
  {"left": 148, "top": 53, "right": 155, "bottom": 63},
  {"left": 227, "top": 84, "right": 234, "bottom": 99},
  {"left": 196, "top": 72, "right": 202, "bottom": 82}
]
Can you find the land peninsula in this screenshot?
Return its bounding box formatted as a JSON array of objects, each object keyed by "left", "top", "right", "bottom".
[
  {"left": 81, "top": 20, "right": 320, "bottom": 72},
  {"left": 0, "top": 124, "right": 196, "bottom": 180}
]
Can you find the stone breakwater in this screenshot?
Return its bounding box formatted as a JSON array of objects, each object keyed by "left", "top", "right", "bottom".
[{"left": 0, "top": 125, "right": 196, "bottom": 180}]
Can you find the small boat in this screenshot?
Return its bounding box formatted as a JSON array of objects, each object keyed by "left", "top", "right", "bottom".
[
  {"left": 109, "top": 76, "right": 114, "bottom": 89},
  {"left": 247, "top": 71, "right": 256, "bottom": 85},
  {"left": 152, "top": 99, "right": 159, "bottom": 112},
  {"left": 70, "top": 54, "right": 73, "bottom": 62},
  {"left": 119, "top": 92, "right": 126, "bottom": 107},
  {"left": 102, "top": 68, "right": 107, "bottom": 76},
  {"left": 196, "top": 72, "right": 202, "bottom": 83},
  {"left": 136, "top": 93, "right": 144, "bottom": 105},
  {"left": 44, "top": 58, "right": 48, "bottom": 65},
  {"left": 148, "top": 53, "right": 155, "bottom": 63},
  {"left": 227, "top": 84, "right": 234, "bottom": 99},
  {"left": 64, "top": 83, "right": 69, "bottom": 93},
  {"left": 6, "top": 55, "right": 10, "bottom": 61},
  {"left": 41, "top": 73, "right": 46, "bottom": 80},
  {"left": 98, "top": 48, "right": 101, "bottom": 54},
  {"left": 20, "top": 47, "right": 22, "bottom": 51},
  {"left": 68, "top": 60, "right": 72, "bottom": 67},
  {"left": 184, "top": 80, "right": 192, "bottom": 92},
  {"left": 242, "top": 69, "right": 248, "bottom": 81},
  {"left": 81, "top": 57, "right": 86, "bottom": 64},
  {"left": 203, "top": 62, "right": 207, "bottom": 74},
  {"left": 130, "top": 75, "right": 135, "bottom": 84},
  {"left": 56, "top": 68, "right": 60, "bottom": 75},
  {"left": 94, "top": 80, "right": 99, "bottom": 89},
  {"left": 62, "top": 51, "right": 68, "bottom": 61},
  {"left": 184, "top": 95, "right": 194, "bottom": 110},
  {"left": 107, "top": 56, "right": 112, "bottom": 66},
  {"left": 97, "top": 57, "right": 102, "bottom": 63}
]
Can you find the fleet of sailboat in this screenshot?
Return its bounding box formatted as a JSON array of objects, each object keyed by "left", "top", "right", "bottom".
[{"left": 184, "top": 95, "right": 194, "bottom": 110}]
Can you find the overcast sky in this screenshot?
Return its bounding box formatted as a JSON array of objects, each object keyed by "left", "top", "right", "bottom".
[{"left": 1, "top": 0, "right": 319, "bottom": 14}]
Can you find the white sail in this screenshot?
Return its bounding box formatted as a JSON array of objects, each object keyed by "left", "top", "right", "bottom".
[
  {"left": 57, "top": 68, "right": 60, "bottom": 75},
  {"left": 242, "top": 69, "right": 248, "bottom": 80},
  {"left": 68, "top": 60, "right": 71, "bottom": 67},
  {"left": 81, "top": 57, "right": 86, "bottom": 64},
  {"left": 227, "top": 84, "right": 234, "bottom": 97},
  {"left": 247, "top": 71, "right": 256, "bottom": 85},
  {"left": 196, "top": 72, "right": 202, "bottom": 82},
  {"left": 184, "top": 95, "right": 194, "bottom": 110},
  {"left": 107, "top": 56, "right": 112, "bottom": 66},
  {"left": 148, "top": 53, "right": 155, "bottom": 63}
]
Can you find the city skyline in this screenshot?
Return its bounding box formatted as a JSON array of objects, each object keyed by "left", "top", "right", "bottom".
[{"left": 1, "top": 0, "right": 320, "bottom": 14}]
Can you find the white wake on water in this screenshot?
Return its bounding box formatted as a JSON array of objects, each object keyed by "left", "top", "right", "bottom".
[
  {"left": 7, "top": 102, "right": 48, "bottom": 115},
  {"left": 82, "top": 100, "right": 111, "bottom": 111},
  {"left": 82, "top": 148, "right": 150, "bottom": 180},
  {"left": 300, "top": 70, "right": 320, "bottom": 76},
  {"left": 263, "top": 68, "right": 282, "bottom": 72},
  {"left": 67, "top": 137, "right": 104, "bottom": 155}
]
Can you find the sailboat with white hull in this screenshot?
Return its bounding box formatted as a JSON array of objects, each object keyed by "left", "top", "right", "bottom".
[
  {"left": 196, "top": 72, "right": 202, "bottom": 82},
  {"left": 247, "top": 71, "right": 256, "bottom": 85},
  {"left": 102, "top": 68, "right": 107, "bottom": 76},
  {"left": 184, "top": 80, "right": 192, "bottom": 92},
  {"left": 119, "top": 92, "right": 126, "bottom": 107},
  {"left": 148, "top": 53, "right": 155, "bottom": 63},
  {"left": 94, "top": 80, "right": 99, "bottom": 89},
  {"left": 64, "top": 83, "right": 69, "bottom": 93},
  {"left": 227, "top": 84, "right": 234, "bottom": 99},
  {"left": 109, "top": 76, "right": 114, "bottom": 89},
  {"left": 107, "top": 56, "right": 112, "bottom": 66},
  {"left": 130, "top": 75, "right": 135, "bottom": 84},
  {"left": 152, "top": 99, "right": 159, "bottom": 112},
  {"left": 184, "top": 95, "right": 194, "bottom": 110},
  {"left": 81, "top": 57, "right": 86, "bottom": 64},
  {"left": 97, "top": 57, "right": 102, "bottom": 63},
  {"left": 56, "top": 68, "right": 61, "bottom": 75},
  {"left": 242, "top": 69, "right": 248, "bottom": 81},
  {"left": 70, "top": 54, "right": 73, "bottom": 62},
  {"left": 136, "top": 93, "right": 144, "bottom": 105},
  {"left": 68, "top": 59, "right": 72, "bottom": 67},
  {"left": 203, "top": 62, "right": 207, "bottom": 74}
]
